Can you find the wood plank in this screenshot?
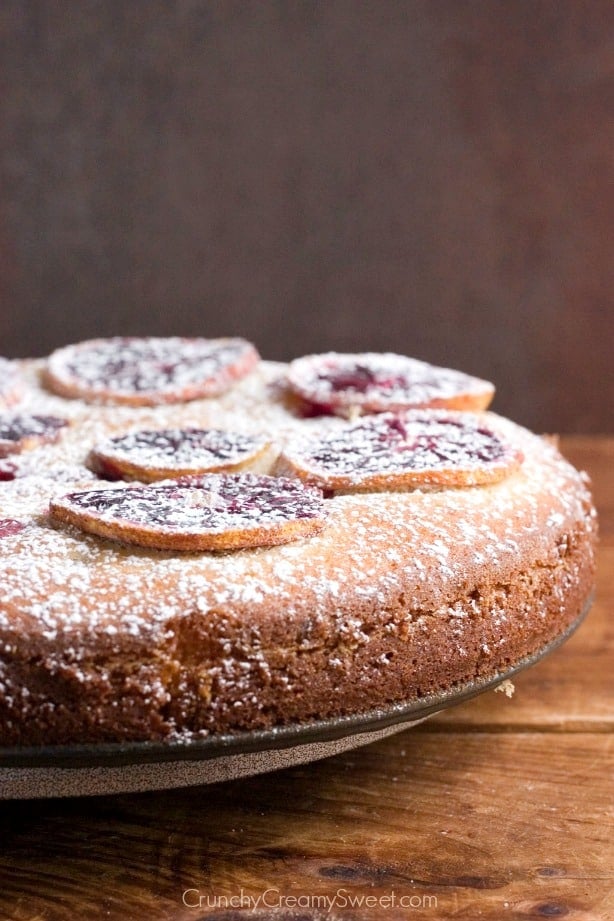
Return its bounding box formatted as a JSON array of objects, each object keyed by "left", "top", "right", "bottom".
[{"left": 0, "top": 732, "right": 611, "bottom": 920}]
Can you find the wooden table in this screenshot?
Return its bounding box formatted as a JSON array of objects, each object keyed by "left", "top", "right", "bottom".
[{"left": 1, "top": 438, "right": 612, "bottom": 920}]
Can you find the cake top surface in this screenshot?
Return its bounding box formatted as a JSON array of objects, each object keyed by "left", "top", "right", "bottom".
[{"left": 0, "top": 352, "right": 595, "bottom": 660}]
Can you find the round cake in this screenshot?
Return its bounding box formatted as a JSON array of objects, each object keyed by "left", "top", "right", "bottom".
[{"left": 0, "top": 340, "right": 597, "bottom": 746}]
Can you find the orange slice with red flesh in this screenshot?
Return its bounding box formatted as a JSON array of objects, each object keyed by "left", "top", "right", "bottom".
[
  {"left": 275, "top": 411, "right": 523, "bottom": 492},
  {"left": 286, "top": 352, "right": 494, "bottom": 417},
  {"left": 49, "top": 474, "right": 326, "bottom": 551},
  {"left": 89, "top": 428, "right": 273, "bottom": 482},
  {"left": 0, "top": 414, "right": 68, "bottom": 457},
  {"left": 43, "top": 337, "right": 260, "bottom": 406}
]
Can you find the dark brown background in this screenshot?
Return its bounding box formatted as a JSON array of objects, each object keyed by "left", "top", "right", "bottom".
[{"left": 0, "top": 1, "right": 612, "bottom": 431}]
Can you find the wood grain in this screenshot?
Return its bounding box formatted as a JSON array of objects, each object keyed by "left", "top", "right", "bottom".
[
  {"left": 0, "top": 437, "right": 612, "bottom": 920},
  {"left": 0, "top": 733, "right": 612, "bottom": 920}
]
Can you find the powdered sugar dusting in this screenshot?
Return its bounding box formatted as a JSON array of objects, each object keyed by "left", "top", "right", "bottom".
[
  {"left": 0, "top": 377, "right": 594, "bottom": 639},
  {"left": 0, "top": 355, "right": 597, "bottom": 742}
]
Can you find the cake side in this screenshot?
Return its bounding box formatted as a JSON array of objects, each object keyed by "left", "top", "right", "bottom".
[
  {"left": 0, "top": 441, "right": 597, "bottom": 742},
  {"left": 0, "top": 514, "right": 594, "bottom": 745}
]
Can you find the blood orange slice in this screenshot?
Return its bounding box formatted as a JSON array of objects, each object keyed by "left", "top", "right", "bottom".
[
  {"left": 286, "top": 352, "right": 494, "bottom": 417},
  {"left": 0, "top": 414, "right": 68, "bottom": 457},
  {"left": 44, "top": 337, "right": 259, "bottom": 405},
  {"left": 275, "top": 411, "right": 522, "bottom": 491},
  {"left": 49, "top": 474, "right": 326, "bottom": 551},
  {"left": 89, "top": 428, "right": 273, "bottom": 482}
]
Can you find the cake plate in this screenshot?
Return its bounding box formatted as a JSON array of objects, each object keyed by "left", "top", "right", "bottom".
[{"left": 0, "top": 598, "right": 591, "bottom": 799}]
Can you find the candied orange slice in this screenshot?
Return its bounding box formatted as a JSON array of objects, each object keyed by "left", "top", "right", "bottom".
[
  {"left": 286, "top": 352, "right": 494, "bottom": 417},
  {"left": 43, "top": 337, "right": 259, "bottom": 405},
  {"left": 89, "top": 428, "right": 273, "bottom": 482},
  {"left": 0, "top": 414, "right": 68, "bottom": 457},
  {"left": 275, "top": 411, "right": 522, "bottom": 491},
  {"left": 49, "top": 474, "right": 326, "bottom": 551}
]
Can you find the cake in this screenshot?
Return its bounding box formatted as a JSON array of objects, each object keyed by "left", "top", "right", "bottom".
[{"left": 0, "top": 339, "right": 597, "bottom": 746}]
